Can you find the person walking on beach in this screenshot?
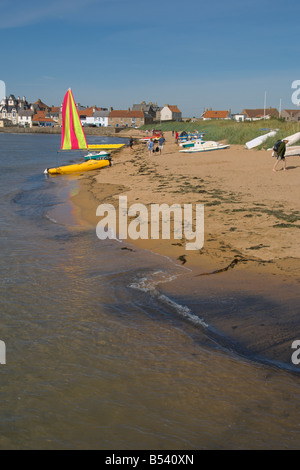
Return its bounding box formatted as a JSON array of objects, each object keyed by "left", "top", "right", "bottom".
[
  {"left": 175, "top": 131, "right": 179, "bottom": 144},
  {"left": 147, "top": 138, "right": 154, "bottom": 156},
  {"left": 158, "top": 135, "right": 165, "bottom": 154},
  {"left": 129, "top": 137, "right": 134, "bottom": 151},
  {"left": 273, "top": 139, "right": 288, "bottom": 172}
]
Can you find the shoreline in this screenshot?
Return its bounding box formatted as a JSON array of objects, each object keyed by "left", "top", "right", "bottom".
[{"left": 69, "top": 130, "right": 300, "bottom": 369}]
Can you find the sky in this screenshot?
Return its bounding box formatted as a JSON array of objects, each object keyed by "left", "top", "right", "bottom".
[{"left": 0, "top": 0, "right": 299, "bottom": 116}]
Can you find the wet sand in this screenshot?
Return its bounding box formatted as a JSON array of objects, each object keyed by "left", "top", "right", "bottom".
[{"left": 70, "top": 130, "right": 300, "bottom": 369}]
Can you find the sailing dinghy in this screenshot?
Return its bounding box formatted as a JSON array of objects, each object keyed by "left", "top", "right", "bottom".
[{"left": 44, "top": 89, "right": 112, "bottom": 175}]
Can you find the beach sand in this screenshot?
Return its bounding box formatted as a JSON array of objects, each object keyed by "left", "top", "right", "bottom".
[{"left": 70, "top": 130, "right": 300, "bottom": 368}]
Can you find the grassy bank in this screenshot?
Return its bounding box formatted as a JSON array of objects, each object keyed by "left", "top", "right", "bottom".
[{"left": 140, "top": 119, "right": 300, "bottom": 148}]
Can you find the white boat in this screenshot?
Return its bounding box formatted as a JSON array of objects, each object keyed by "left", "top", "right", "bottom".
[
  {"left": 84, "top": 150, "right": 111, "bottom": 161},
  {"left": 179, "top": 140, "right": 230, "bottom": 153},
  {"left": 245, "top": 130, "right": 278, "bottom": 149},
  {"left": 179, "top": 138, "right": 204, "bottom": 148},
  {"left": 267, "top": 131, "right": 300, "bottom": 151},
  {"left": 282, "top": 131, "right": 300, "bottom": 146},
  {"left": 285, "top": 146, "right": 300, "bottom": 157}
]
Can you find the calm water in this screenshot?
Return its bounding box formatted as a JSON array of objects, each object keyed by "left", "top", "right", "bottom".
[{"left": 1, "top": 133, "right": 300, "bottom": 450}]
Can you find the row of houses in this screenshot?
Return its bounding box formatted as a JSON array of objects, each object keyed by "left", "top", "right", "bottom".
[
  {"left": 201, "top": 107, "right": 300, "bottom": 122},
  {"left": 1, "top": 94, "right": 300, "bottom": 128},
  {"left": 0, "top": 95, "right": 61, "bottom": 127},
  {"left": 0, "top": 95, "right": 183, "bottom": 128}
]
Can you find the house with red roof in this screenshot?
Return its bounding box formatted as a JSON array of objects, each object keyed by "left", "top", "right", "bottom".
[
  {"left": 202, "top": 109, "right": 232, "bottom": 120},
  {"left": 240, "top": 108, "right": 279, "bottom": 121},
  {"left": 32, "top": 99, "right": 51, "bottom": 113},
  {"left": 32, "top": 111, "right": 56, "bottom": 127},
  {"left": 160, "top": 104, "right": 182, "bottom": 122},
  {"left": 78, "top": 106, "right": 96, "bottom": 126},
  {"left": 108, "top": 108, "right": 152, "bottom": 128},
  {"left": 45, "top": 106, "right": 60, "bottom": 124}
]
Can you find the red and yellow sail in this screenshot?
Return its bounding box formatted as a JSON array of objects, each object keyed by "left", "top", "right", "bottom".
[{"left": 61, "top": 89, "right": 88, "bottom": 150}]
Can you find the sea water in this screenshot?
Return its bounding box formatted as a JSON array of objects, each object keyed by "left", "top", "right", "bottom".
[{"left": 1, "top": 133, "right": 300, "bottom": 450}]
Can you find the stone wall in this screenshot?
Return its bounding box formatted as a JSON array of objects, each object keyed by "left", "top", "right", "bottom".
[{"left": 0, "top": 126, "right": 120, "bottom": 135}]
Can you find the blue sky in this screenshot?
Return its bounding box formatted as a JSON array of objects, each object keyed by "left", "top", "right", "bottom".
[{"left": 0, "top": 0, "right": 299, "bottom": 116}]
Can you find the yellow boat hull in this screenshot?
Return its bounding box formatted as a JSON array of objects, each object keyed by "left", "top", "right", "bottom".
[{"left": 46, "top": 158, "right": 111, "bottom": 175}]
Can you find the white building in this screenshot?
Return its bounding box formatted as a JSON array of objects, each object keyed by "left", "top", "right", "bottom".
[
  {"left": 160, "top": 104, "right": 182, "bottom": 122},
  {"left": 18, "top": 109, "right": 34, "bottom": 126},
  {"left": 232, "top": 113, "right": 246, "bottom": 122},
  {"left": 86, "top": 110, "right": 109, "bottom": 127},
  {"left": 0, "top": 94, "right": 32, "bottom": 125}
]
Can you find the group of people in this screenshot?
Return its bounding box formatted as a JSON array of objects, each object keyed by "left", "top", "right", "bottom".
[
  {"left": 131, "top": 133, "right": 290, "bottom": 170},
  {"left": 129, "top": 133, "right": 166, "bottom": 156},
  {"left": 146, "top": 135, "right": 166, "bottom": 156}
]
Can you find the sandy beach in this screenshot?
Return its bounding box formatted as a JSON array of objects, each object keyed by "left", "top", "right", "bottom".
[
  {"left": 70, "top": 130, "right": 300, "bottom": 368},
  {"left": 71, "top": 130, "right": 300, "bottom": 277}
]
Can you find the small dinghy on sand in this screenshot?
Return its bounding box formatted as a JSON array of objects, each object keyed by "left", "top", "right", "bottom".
[
  {"left": 179, "top": 140, "right": 229, "bottom": 153},
  {"left": 285, "top": 146, "right": 300, "bottom": 157},
  {"left": 245, "top": 130, "right": 278, "bottom": 149}
]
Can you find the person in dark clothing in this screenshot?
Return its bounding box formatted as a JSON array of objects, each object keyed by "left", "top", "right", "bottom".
[{"left": 273, "top": 139, "right": 288, "bottom": 172}]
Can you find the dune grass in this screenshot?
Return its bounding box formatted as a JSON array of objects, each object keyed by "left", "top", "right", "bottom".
[{"left": 139, "top": 119, "right": 300, "bottom": 148}]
